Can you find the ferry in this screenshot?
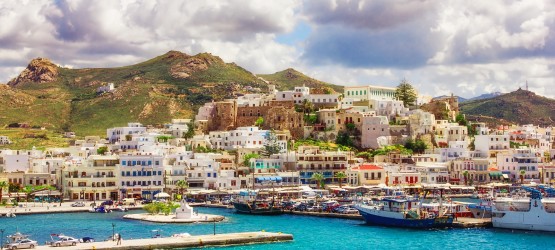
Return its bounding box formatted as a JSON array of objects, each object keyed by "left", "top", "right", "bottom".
[
  {"left": 492, "top": 186, "right": 555, "bottom": 232},
  {"left": 354, "top": 191, "right": 454, "bottom": 228}
]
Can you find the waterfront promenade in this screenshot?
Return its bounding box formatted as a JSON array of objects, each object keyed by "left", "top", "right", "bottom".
[
  {"left": 29, "top": 232, "right": 293, "bottom": 250},
  {"left": 0, "top": 202, "right": 142, "bottom": 216}
]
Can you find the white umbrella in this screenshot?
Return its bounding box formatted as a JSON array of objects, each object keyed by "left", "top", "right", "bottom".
[{"left": 154, "top": 192, "right": 170, "bottom": 198}]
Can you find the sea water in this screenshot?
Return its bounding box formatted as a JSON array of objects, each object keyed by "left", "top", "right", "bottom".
[{"left": 1, "top": 207, "right": 554, "bottom": 250}]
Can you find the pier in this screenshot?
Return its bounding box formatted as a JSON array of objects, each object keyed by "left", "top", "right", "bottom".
[{"left": 30, "top": 232, "right": 292, "bottom": 250}]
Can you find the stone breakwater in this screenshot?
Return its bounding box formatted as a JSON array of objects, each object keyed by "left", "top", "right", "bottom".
[{"left": 30, "top": 232, "right": 293, "bottom": 250}]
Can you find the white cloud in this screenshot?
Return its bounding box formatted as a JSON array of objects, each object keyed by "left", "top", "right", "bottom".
[{"left": 1, "top": 0, "right": 555, "bottom": 101}]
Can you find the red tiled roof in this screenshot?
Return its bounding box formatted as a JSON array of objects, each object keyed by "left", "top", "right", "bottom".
[{"left": 355, "top": 164, "right": 383, "bottom": 170}]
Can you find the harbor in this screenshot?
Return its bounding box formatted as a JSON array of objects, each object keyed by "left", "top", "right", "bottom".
[{"left": 0, "top": 207, "right": 552, "bottom": 250}]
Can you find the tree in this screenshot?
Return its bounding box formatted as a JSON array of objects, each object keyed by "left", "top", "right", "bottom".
[
  {"left": 520, "top": 170, "right": 526, "bottom": 184},
  {"left": 463, "top": 171, "right": 469, "bottom": 186},
  {"left": 254, "top": 117, "right": 264, "bottom": 127},
  {"left": 97, "top": 146, "right": 108, "bottom": 155},
  {"left": 0, "top": 181, "right": 7, "bottom": 203},
  {"left": 394, "top": 79, "right": 418, "bottom": 108},
  {"left": 311, "top": 173, "right": 325, "bottom": 189},
  {"left": 334, "top": 172, "right": 347, "bottom": 188},
  {"left": 404, "top": 139, "right": 427, "bottom": 154},
  {"left": 243, "top": 153, "right": 260, "bottom": 168},
  {"left": 335, "top": 131, "right": 354, "bottom": 147},
  {"left": 301, "top": 99, "right": 314, "bottom": 115},
  {"left": 176, "top": 180, "right": 189, "bottom": 200},
  {"left": 184, "top": 121, "right": 195, "bottom": 139},
  {"left": 455, "top": 114, "right": 468, "bottom": 126},
  {"left": 262, "top": 130, "right": 282, "bottom": 157}
]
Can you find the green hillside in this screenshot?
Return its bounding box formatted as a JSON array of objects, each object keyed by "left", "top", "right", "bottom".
[
  {"left": 460, "top": 89, "right": 555, "bottom": 126},
  {"left": 0, "top": 51, "right": 340, "bottom": 136},
  {"left": 258, "top": 68, "right": 344, "bottom": 93}
]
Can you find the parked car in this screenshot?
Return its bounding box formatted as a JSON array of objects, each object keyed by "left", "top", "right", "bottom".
[
  {"left": 50, "top": 236, "right": 79, "bottom": 247},
  {"left": 307, "top": 205, "right": 322, "bottom": 212},
  {"left": 70, "top": 201, "right": 85, "bottom": 207},
  {"left": 101, "top": 200, "right": 114, "bottom": 206},
  {"left": 141, "top": 199, "right": 152, "bottom": 204},
  {"left": 341, "top": 208, "right": 359, "bottom": 214},
  {"left": 79, "top": 237, "right": 94, "bottom": 243},
  {"left": 6, "top": 239, "right": 38, "bottom": 249}
]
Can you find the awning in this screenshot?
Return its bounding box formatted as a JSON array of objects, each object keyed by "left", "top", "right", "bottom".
[
  {"left": 256, "top": 176, "right": 283, "bottom": 182},
  {"left": 489, "top": 172, "right": 502, "bottom": 177},
  {"left": 502, "top": 174, "right": 509, "bottom": 179}
]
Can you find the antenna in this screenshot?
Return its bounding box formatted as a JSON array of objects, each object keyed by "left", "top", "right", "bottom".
[{"left": 526, "top": 81, "right": 528, "bottom": 91}]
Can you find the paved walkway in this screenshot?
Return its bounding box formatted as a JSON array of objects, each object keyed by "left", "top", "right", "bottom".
[
  {"left": 30, "top": 232, "right": 293, "bottom": 250},
  {"left": 0, "top": 202, "right": 142, "bottom": 216}
]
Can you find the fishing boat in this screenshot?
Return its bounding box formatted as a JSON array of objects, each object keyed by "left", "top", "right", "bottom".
[
  {"left": 354, "top": 190, "right": 454, "bottom": 228},
  {"left": 232, "top": 190, "right": 283, "bottom": 215},
  {"left": 492, "top": 186, "right": 555, "bottom": 231}
]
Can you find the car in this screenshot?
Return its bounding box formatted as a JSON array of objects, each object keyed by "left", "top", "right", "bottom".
[
  {"left": 79, "top": 237, "right": 94, "bottom": 243},
  {"left": 70, "top": 201, "right": 85, "bottom": 207},
  {"left": 341, "top": 208, "right": 359, "bottom": 214},
  {"left": 101, "top": 200, "right": 114, "bottom": 206},
  {"left": 307, "top": 205, "right": 322, "bottom": 212},
  {"left": 6, "top": 239, "right": 38, "bottom": 249},
  {"left": 141, "top": 199, "right": 152, "bottom": 204},
  {"left": 50, "top": 236, "right": 79, "bottom": 247}
]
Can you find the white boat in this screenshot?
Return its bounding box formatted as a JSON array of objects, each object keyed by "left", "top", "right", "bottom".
[{"left": 492, "top": 186, "right": 555, "bottom": 232}]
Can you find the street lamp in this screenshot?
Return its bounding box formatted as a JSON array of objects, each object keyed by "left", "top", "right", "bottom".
[
  {"left": 112, "top": 223, "right": 115, "bottom": 240},
  {"left": 1, "top": 228, "right": 5, "bottom": 250}
]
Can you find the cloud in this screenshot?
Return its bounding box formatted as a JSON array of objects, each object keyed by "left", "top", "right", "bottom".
[{"left": 1, "top": 0, "right": 555, "bottom": 100}]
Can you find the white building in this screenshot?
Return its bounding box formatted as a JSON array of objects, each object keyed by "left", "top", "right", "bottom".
[
  {"left": 119, "top": 153, "right": 165, "bottom": 199},
  {"left": 344, "top": 85, "right": 397, "bottom": 101},
  {"left": 107, "top": 123, "right": 147, "bottom": 143},
  {"left": 0, "top": 136, "right": 11, "bottom": 145}
]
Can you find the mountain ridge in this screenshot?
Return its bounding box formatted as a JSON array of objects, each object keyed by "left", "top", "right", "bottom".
[{"left": 0, "top": 51, "right": 341, "bottom": 136}]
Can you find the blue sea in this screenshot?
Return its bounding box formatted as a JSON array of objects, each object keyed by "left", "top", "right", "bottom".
[{"left": 1, "top": 207, "right": 554, "bottom": 250}]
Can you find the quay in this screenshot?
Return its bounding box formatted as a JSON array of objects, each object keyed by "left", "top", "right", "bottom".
[
  {"left": 0, "top": 202, "right": 143, "bottom": 216},
  {"left": 30, "top": 232, "right": 293, "bottom": 250}
]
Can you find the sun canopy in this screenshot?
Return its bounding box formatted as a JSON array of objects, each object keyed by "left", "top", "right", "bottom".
[
  {"left": 154, "top": 192, "right": 170, "bottom": 198},
  {"left": 256, "top": 176, "right": 283, "bottom": 182}
]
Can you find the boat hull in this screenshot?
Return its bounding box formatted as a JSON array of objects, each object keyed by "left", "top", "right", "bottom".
[
  {"left": 233, "top": 202, "right": 283, "bottom": 215},
  {"left": 492, "top": 199, "right": 555, "bottom": 232},
  {"left": 357, "top": 206, "right": 454, "bottom": 228}
]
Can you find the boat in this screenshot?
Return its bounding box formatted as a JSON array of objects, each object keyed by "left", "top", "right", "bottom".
[
  {"left": 492, "top": 186, "right": 555, "bottom": 232},
  {"left": 232, "top": 190, "right": 283, "bottom": 215},
  {"left": 354, "top": 190, "right": 454, "bottom": 228},
  {"left": 7, "top": 231, "right": 31, "bottom": 243},
  {"left": 88, "top": 206, "right": 111, "bottom": 213}
]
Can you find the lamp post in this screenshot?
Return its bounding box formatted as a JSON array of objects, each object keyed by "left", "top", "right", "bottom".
[
  {"left": 111, "top": 223, "right": 115, "bottom": 240},
  {"left": 1, "top": 228, "right": 5, "bottom": 250}
]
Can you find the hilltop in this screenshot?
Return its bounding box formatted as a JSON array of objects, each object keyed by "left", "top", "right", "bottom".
[
  {"left": 0, "top": 51, "right": 337, "bottom": 136},
  {"left": 258, "top": 68, "right": 343, "bottom": 93},
  {"left": 460, "top": 89, "right": 555, "bottom": 126}
]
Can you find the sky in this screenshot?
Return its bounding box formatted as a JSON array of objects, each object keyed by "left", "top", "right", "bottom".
[{"left": 1, "top": 0, "right": 554, "bottom": 99}]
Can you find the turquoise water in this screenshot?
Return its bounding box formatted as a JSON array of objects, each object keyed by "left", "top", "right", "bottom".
[{"left": 1, "top": 207, "right": 554, "bottom": 250}]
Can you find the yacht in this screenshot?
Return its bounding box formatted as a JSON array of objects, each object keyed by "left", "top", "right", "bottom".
[{"left": 492, "top": 186, "right": 555, "bottom": 231}]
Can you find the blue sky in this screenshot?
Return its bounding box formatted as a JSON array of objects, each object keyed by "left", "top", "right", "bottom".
[{"left": 1, "top": 0, "right": 554, "bottom": 99}]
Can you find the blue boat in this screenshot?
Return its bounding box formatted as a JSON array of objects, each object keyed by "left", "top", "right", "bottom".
[{"left": 355, "top": 197, "right": 454, "bottom": 228}]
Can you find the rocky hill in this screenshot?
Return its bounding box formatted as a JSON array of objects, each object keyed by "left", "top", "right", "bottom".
[
  {"left": 460, "top": 89, "right": 555, "bottom": 126},
  {"left": 258, "top": 68, "right": 343, "bottom": 93},
  {"left": 0, "top": 51, "right": 337, "bottom": 136}
]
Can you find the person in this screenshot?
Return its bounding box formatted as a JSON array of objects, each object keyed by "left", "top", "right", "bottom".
[{"left": 117, "top": 233, "right": 122, "bottom": 245}]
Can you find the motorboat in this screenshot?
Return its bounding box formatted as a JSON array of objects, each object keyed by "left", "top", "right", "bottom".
[
  {"left": 354, "top": 190, "right": 454, "bottom": 228},
  {"left": 232, "top": 190, "right": 283, "bottom": 215}
]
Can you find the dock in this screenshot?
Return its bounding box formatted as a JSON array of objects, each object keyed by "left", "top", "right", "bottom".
[
  {"left": 452, "top": 217, "right": 492, "bottom": 228},
  {"left": 31, "top": 232, "right": 292, "bottom": 250}
]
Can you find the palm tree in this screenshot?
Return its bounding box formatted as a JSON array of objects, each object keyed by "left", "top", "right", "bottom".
[
  {"left": 311, "top": 173, "right": 325, "bottom": 189},
  {"left": 520, "top": 170, "right": 526, "bottom": 184},
  {"left": 176, "top": 180, "right": 188, "bottom": 201},
  {"left": 334, "top": 172, "right": 347, "bottom": 188},
  {"left": 463, "top": 171, "right": 469, "bottom": 186},
  {"left": 0, "top": 181, "right": 7, "bottom": 203}
]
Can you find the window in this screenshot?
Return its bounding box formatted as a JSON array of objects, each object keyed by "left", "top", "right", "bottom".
[{"left": 122, "top": 161, "right": 127, "bottom": 166}]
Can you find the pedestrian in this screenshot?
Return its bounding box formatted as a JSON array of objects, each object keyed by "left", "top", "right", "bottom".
[{"left": 117, "top": 233, "right": 122, "bottom": 245}]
